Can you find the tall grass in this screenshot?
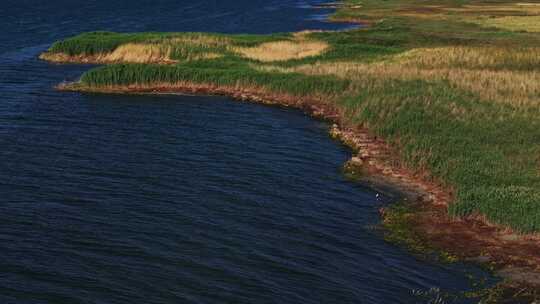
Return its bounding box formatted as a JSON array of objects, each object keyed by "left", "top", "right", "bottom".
[
  {"left": 258, "top": 48, "right": 540, "bottom": 108},
  {"left": 79, "top": 62, "right": 352, "bottom": 98},
  {"left": 347, "top": 78, "right": 540, "bottom": 232},
  {"left": 49, "top": 31, "right": 149, "bottom": 55}
]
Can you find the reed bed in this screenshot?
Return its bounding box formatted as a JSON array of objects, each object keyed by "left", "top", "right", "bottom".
[{"left": 79, "top": 63, "right": 352, "bottom": 100}]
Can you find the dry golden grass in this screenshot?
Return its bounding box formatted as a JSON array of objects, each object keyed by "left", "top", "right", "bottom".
[
  {"left": 103, "top": 39, "right": 227, "bottom": 63},
  {"left": 256, "top": 46, "right": 540, "bottom": 107},
  {"left": 103, "top": 35, "right": 330, "bottom": 63},
  {"left": 472, "top": 16, "right": 540, "bottom": 32},
  {"left": 44, "top": 34, "right": 329, "bottom": 64},
  {"left": 409, "top": 2, "right": 540, "bottom": 30},
  {"left": 41, "top": 42, "right": 223, "bottom": 64},
  {"left": 102, "top": 43, "right": 174, "bottom": 63},
  {"left": 361, "top": 2, "right": 540, "bottom": 22},
  {"left": 233, "top": 40, "right": 329, "bottom": 62},
  {"left": 40, "top": 43, "right": 175, "bottom": 64},
  {"left": 449, "top": 3, "right": 540, "bottom": 13},
  {"left": 393, "top": 46, "right": 540, "bottom": 69}
]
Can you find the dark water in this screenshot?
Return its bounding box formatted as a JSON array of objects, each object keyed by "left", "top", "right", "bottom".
[{"left": 1, "top": 1, "right": 494, "bottom": 303}]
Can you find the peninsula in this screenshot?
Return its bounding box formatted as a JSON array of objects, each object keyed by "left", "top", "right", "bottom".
[{"left": 41, "top": 0, "right": 540, "bottom": 299}]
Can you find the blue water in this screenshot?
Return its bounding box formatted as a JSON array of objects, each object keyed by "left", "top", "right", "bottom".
[{"left": 0, "top": 1, "right": 493, "bottom": 303}]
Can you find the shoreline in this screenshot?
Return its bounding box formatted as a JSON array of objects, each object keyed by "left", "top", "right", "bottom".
[
  {"left": 56, "top": 81, "right": 540, "bottom": 290},
  {"left": 40, "top": 0, "right": 540, "bottom": 297}
]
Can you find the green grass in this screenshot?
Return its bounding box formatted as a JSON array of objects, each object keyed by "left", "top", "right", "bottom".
[
  {"left": 79, "top": 61, "right": 352, "bottom": 98},
  {"left": 43, "top": 0, "right": 540, "bottom": 233},
  {"left": 351, "top": 78, "right": 540, "bottom": 231}
]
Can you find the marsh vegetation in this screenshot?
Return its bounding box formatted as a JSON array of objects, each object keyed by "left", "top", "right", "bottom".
[{"left": 42, "top": 1, "right": 540, "bottom": 236}]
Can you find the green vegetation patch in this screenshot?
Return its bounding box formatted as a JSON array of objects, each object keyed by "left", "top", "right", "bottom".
[
  {"left": 79, "top": 60, "right": 352, "bottom": 98},
  {"left": 381, "top": 202, "right": 458, "bottom": 263}
]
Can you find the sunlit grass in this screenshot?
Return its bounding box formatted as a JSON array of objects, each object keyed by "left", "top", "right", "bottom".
[
  {"left": 258, "top": 46, "right": 540, "bottom": 108},
  {"left": 473, "top": 16, "right": 540, "bottom": 33},
  {"left": 233, "top": 40, "right": 329, "bottom": 62}
]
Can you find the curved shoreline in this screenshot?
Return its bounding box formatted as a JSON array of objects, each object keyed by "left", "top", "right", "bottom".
[
  {"left": 39, "top": 0, "right": 540, "bottom": 297},
  {"left": 56, "top": 81, "right": 540, "bottom": 291}
]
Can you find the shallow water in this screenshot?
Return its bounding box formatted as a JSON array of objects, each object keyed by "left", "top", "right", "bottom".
[{"left": 0, "top": 1, "right": 494, "bottom": 303}]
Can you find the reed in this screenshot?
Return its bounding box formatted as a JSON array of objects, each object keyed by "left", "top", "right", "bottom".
[{"left": 79, "top": 62, "right": 352, "bottom": 100}]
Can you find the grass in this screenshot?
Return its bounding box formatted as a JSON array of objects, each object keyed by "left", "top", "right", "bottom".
[
  {"left": 78, "top": 61, "right": 352, "bottom": 99},
  {"left": 232, "top": 40, "right": 329, "bottom": 62},
  {"left": 43, "top": 0, "right": 540, "bottom": 233},
  {"left": 473, "top": 16, "right": 540, "bottom": 33},
  {"left": 43, "top": 31, "right": 329, "bottom": 63}
]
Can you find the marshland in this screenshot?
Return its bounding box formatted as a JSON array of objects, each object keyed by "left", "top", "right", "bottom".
[
  {"left": 3, "top": 0, "right": 540, "bottom": 302},
  {"left": 43, "top": 2, "right": 540, "bottom": 234}
]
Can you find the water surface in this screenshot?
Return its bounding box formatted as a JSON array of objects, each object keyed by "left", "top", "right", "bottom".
[{"left": 0, "top": 1, "right": 493, "bottom": 303}]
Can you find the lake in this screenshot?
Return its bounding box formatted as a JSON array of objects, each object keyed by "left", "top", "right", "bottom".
[{"left": 0, "top": 1, "right": 493, "bottom": 303}]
